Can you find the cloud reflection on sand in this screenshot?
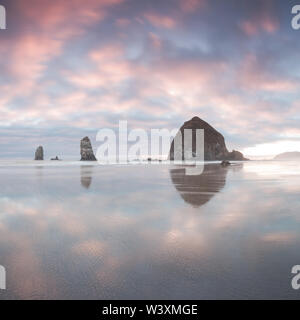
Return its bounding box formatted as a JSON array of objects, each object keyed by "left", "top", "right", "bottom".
[{"left": 0, "top": 162, "right": 300, "bottom": 299}]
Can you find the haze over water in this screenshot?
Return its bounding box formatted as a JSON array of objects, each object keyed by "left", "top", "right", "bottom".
[{"left": 0, "top": 160, "right": 300, "bottom": 299}]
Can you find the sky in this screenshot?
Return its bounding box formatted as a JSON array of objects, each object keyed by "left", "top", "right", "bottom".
[{"left": 0, "top": 0, "right": 300, "bottom": 159}]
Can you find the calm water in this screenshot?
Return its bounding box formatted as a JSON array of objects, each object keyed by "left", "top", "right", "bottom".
[{"left": 0, "top": 160, "right": 300, "bottom": 300}]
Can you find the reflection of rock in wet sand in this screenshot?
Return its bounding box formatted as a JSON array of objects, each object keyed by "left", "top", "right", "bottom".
[
  {"left": 80, "top": 166, "right": 94, "bottom": 189},
  {"left": 170, "top": 164, "right": 228, "bottom": 208}
]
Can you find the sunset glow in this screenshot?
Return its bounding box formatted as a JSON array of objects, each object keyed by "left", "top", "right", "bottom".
[{"left": 0, "top": 0, "right": 299, "bottom": 159}]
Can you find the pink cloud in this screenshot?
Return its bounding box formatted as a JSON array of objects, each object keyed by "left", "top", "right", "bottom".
[
  {"left": 66, "top": 44, "right": 132, "bottom": 90},
  {"left": 89, "top": 44, "right": 124, "bottom": 62},
  {"left": 144, "top": 12, "right": 176, "bottom": 29},
  {"left": 261, "top": 16, "right": 278, "bottom": 33},
  {"left": 0, "top": 0, "right": 295, "bottom": 155},
  {"left": 241, "top": 18, "right": 278, "bottom": 36},
  {"left": 149, "top": 32, "right": 162, "bottom": 49},
  {"left": 115, "top": 18, "right": 131, "bottom": 28},
  {"left": 0, "top": 0, "right": 125, "bottom": 94},
  {"left": 179, "top": 0, "right": 206, "bottom": 13},
  {"left": 240, "top": 21, "right": 259, "bottom": 36},
  {"left": 17, "top": 0, "right": 124, "bottom": 31},
  {"left": 240, "top": 4, "right": 279, "bottom": 37},
  {"left": 8, "top": 35, "right": 62, "bottom": 80},
  {"left": 1, "top": 33, "right": 294, "bottom": 146},
  {"left": 238, "top": 54, "right": 297, "bottom": 92}
]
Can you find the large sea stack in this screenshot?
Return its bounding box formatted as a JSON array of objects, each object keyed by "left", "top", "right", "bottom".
[
  {"left": 169, "top": 116, "right": 248, "bottom": 161},
  {"left": 80, "top": 136, "right": 97, "bottom": 161},
  {"left": 34, "top": 146, "right": 44, "bottom": 160}
]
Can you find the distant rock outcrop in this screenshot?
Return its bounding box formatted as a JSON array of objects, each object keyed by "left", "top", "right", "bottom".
[
  {"left": 51, "top": 156, "right": 61, "bottom": 161},
  {"left": 34, "top": 146, "right": 44, "bottom": 160},
  {"left": 274, "top": 152, "right": 300, "bottom": 160},
  {"left": 80, "top": 137, "right": 97, "bottom": 161},
  {"left": 169, "top": 116, "right": 248, "bottom": 161},
  {"left": 221, "top": 160, "right": 231, "bottom": 167},
  {"left": 227, "top": 150, "right": 247, "bottom": 161}
]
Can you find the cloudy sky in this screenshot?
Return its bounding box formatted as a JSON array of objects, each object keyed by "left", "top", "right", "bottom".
[{"left": 0, "top": 0, "right": 300, "bottom": 159}]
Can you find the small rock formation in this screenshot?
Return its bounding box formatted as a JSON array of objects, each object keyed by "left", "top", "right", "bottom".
[
  {"left": 221, "top": 160, "right": 231, "bottom": 167},
  {"left": 51, "top": 156, "right": 60, "bottom": 161},
  {"left": 34, "top": 146, "right": 44, "bottom": 160},
  {"left": 169, "top": 116, "right": 248, "bottom": 161},
  {"left": 80, "top": 136, "right": 97, "bottom": 161},
  {"left": 227, "top": 150, "right": 247, "bottom": 161}
]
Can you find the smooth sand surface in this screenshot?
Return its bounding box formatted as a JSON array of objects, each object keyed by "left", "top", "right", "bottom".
[{"left": 0, "top": 161, "right": 300, "bottom": 299}]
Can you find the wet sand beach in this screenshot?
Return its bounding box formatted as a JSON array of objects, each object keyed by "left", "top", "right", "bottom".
[{"left": 0, "top": 161, "right": 299, "bottom": 299}]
